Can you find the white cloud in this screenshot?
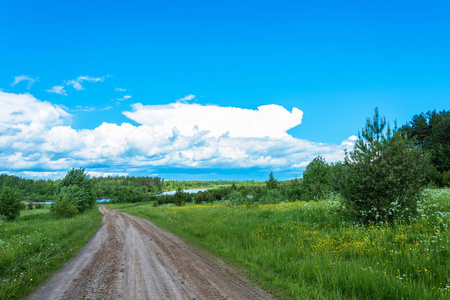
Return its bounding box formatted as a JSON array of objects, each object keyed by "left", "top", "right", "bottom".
[
  {"left": 0, "top": 92, "right": 356, "bottom": 178},
  {"left": 77, "top": 75, "right": 104, "bottom": 83},
  {"left": 177, "top": 94, "right": 195, "bottom": 102},
  {"left": 11, "top": 75, "right": 38, "bottom": 89},
  {"left": 46, "top": 85, "right": 67, "bottom": 95},
  {"left": 47, "top": 75, "right": 105, "bottom": 94},
  {"left": 21, "top": 171, "right": 67, "bottom": 178},
  {"left": 123, "top": 102, "right": 303, "bottom": 139},
  {"left": 87, "top": 171, "right": 129, "bottom": 177},
  {"left": 117, "top": 95, "right": 132, "bottom": 101},
  {"left": 66, "top": 79, "right": 84, "bottom": 91},
  {"left": 66, "top": 75, "right": 104, "bottom": 91},
  {"left": 74, "top": 105, "right": 96, "bottom": 112},
  {"left": 115, "top": 87, "right": 126, "bottom": 92}
]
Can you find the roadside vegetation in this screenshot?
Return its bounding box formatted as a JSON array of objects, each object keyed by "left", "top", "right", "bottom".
[
  {"left": 112, "top": 188, "right": 450, "bottom": 299},
  {"left": 0, "top": 206, "right": 102, "bottom": 299}
]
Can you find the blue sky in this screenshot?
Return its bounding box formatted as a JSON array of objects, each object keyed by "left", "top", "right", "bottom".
[{"left": 1, "top": 0, "right": 449, "bottom": 180}]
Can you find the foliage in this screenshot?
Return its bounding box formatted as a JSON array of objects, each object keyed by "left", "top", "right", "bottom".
[
  {"left": 174, "top": 187, "right": 185, "bottom": 206},
  {"left": 52, "top": 194, "right": 78, "bottom": 219},
  {"left": 259, "top": 189, "right": 285, "bottom": 204},
  {"left": 0, "top": 207, "right": 102, "bottom": 299},
  {"left": 0, "top": 187, "right": 21, "bottom": 222},
  {"left": 113, "top": 189, "right": 450, "bottom": 299},
  {"left": 227, "top": 191, "right": 246, "bottom": 205},
  {"left": 0, "top": 174, "right": 57, "bottom": 202},
  {"left": 341, "top": 108, "right": 429, "bottom": 223},
  {"left": 401, "top": 110, "right": 450, "bottom": 186},
  {"left": 56, "top": 168, "right": 96, "bottom": 214},
  {"left": 265, "top": 172, "right": 278, "bottom": 190},
  {"left": 300, "top": 156, "right": 331, "bottom": 200}
]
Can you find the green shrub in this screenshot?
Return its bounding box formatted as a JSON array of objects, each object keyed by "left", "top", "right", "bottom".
[
  {"left": 174, "top": 188, "right": 185, "bottom": 206},
  {"left": 340, "top": 108, "right": 429, "bottom": 223},
  {"left": 57, "top": 168, "right": 96, "bottom": 213},
  {"left": 259, "top": 189, "right": 285, "bottom": 204},
  {"left": 301, "top": 156, "right": 331, "bottom": 200},
  {"left": 0, "top": 187, "right": 21, "bottom": 222},
  {"left": 227, "top": 191, "right": 246, "bottom": 205},
  {"left": 265, "top": 171, "right": 278, "bottom": 190},
  {"left": 53, "top": 194, "right": 79, "bottom": 218}
]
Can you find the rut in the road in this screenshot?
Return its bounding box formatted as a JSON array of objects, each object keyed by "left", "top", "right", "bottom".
[{"left": 28, "top": 205, "right": 272, "bottom": 300}]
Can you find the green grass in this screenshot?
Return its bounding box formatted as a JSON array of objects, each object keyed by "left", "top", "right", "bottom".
[
  {"left": 110, "top": 188, "right": 450, "bottom": 299},
  {"left": 0, "top": 207, "right": 103, "bottom": 299}
]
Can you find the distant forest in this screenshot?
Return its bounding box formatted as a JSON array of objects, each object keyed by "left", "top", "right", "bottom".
[{"left": 0, "top": 173, "right": 263, "bottom": 203}]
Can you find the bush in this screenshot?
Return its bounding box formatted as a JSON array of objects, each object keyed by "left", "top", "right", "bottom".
[
  {"left": 52, "top": 194, "right": 79, "bottom": 218},
  {"left": 340, "top": 108, "right": 429, "bottom": 223},
  {"left": 259, "top": 189, "right": 285, "bottom": 204},
  {"left": 57, "top": 168, "right": 96, "bottom": 213},
  {"left": 174, "top": 188, "right": 185, "bottom": 206},
  {"left": 301, "top": 156, "right": 331, "bottom": 200},
  {"left": 0, "top": 187, "right": 21, "bottom": 222},
  {"left": 227, "top": 191, "right": 246, "bottom": 206}
]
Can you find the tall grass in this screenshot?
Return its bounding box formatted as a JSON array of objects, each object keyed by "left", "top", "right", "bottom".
[
  {"left": 112, "top": 188, "right": 450, "bottom": 299},
  {"left": 0, "top": 207, "right": 102, "bottom": 299}
]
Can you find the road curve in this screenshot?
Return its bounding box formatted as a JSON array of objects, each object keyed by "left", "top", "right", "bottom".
[{"left": 28, "top": 205, "right": 271, "bottom": 300}]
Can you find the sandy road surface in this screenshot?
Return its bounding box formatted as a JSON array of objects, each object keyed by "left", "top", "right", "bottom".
[{"left": 28, "top": 205, "right": 271, "bottom": 300}]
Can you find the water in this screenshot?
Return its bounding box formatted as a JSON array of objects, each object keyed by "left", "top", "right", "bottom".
[
  {"left": 35, "top": 199, "right": 111, "bottom": 204},
  {"left": 96, "top": 198, "right": 110, "bottom": 203},
  {"left": 155, "top": 189, "right": 207, "bottom": 196}
]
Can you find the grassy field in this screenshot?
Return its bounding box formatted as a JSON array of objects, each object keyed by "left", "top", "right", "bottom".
[
  {"left": 0, "top": 206, "right": 103, "bottom": 299},
  {"left": 111, "top": 189, "right": 450, "bottom": 299}
]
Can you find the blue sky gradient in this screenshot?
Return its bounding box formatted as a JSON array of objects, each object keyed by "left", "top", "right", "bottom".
[{"left": 1, "top": 0, "right": 449, "bottom": 180}]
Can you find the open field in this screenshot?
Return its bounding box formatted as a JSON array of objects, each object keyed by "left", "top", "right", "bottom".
[
  {"left": 111, "top": 188, "right": 450, "bottom": 299},
  {"left": 0, "top": 207, "right": 102, "bottom": 299}
]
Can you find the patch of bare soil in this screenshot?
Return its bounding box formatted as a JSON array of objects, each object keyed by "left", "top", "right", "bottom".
[{"left": 27, "top": 205, "right": 272, "bottom": 299}]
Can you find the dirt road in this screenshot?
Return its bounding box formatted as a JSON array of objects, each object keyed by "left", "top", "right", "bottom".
[{"left": 28, "top": 205, "right": 271, "bottom": 300}]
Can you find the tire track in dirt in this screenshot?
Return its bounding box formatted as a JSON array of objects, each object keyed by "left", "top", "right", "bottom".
[{"left": 28, "top": 205, "right": 272, "bottom": 300}]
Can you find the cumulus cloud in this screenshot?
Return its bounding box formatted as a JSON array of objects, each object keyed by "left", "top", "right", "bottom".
[
  {"left": 46, "top": 85, "right": 67, "bottom": 95},
  {"left": 123, "top": 102, "right": 303, "bottom": 139},
  {"left": 0, "top": 92, "right": 356, "bottom": 179},
  {"left": 11, "top": 75, "right": 38, "bottom": 89},
  {"left": 115, "top": 87, "right": 126, "bottom": 92}
]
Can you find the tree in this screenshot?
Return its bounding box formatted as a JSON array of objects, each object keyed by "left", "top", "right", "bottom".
[
  {"left": 301, "top": 156, "right": 330, "bottom": 200},
  {"left": 401, "top": 110, "right": 450, "bottom": 186},
  {"left": 266, "top": 172, "right": 278, "bottom": 190},
  {"left": 0, "top": 187, "right": 21, "bottom": 222},
  {"left": 341, "top": 108, "right": 429, "bottom": 223},
  {"left": 53, "top": 168, "right": 96, "bottom": 217},
  {"left": 174, "top": 187, "right": 185, "bottom": 206}
]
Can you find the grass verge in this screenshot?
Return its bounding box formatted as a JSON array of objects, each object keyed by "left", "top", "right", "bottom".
[
  {"left": 110, "top": 189, "right": 450, "bottom": 299},
  {"left": 0, "top": 206, "right": 103, "bottom": 299}
]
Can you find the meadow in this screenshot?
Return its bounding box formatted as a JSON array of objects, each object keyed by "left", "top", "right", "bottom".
[
  {"left": 0, "top": 206, "right": 102, "bottom": 299},
  {"left": 111, "top": 188, "right": 450, "bottom": 299}
]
